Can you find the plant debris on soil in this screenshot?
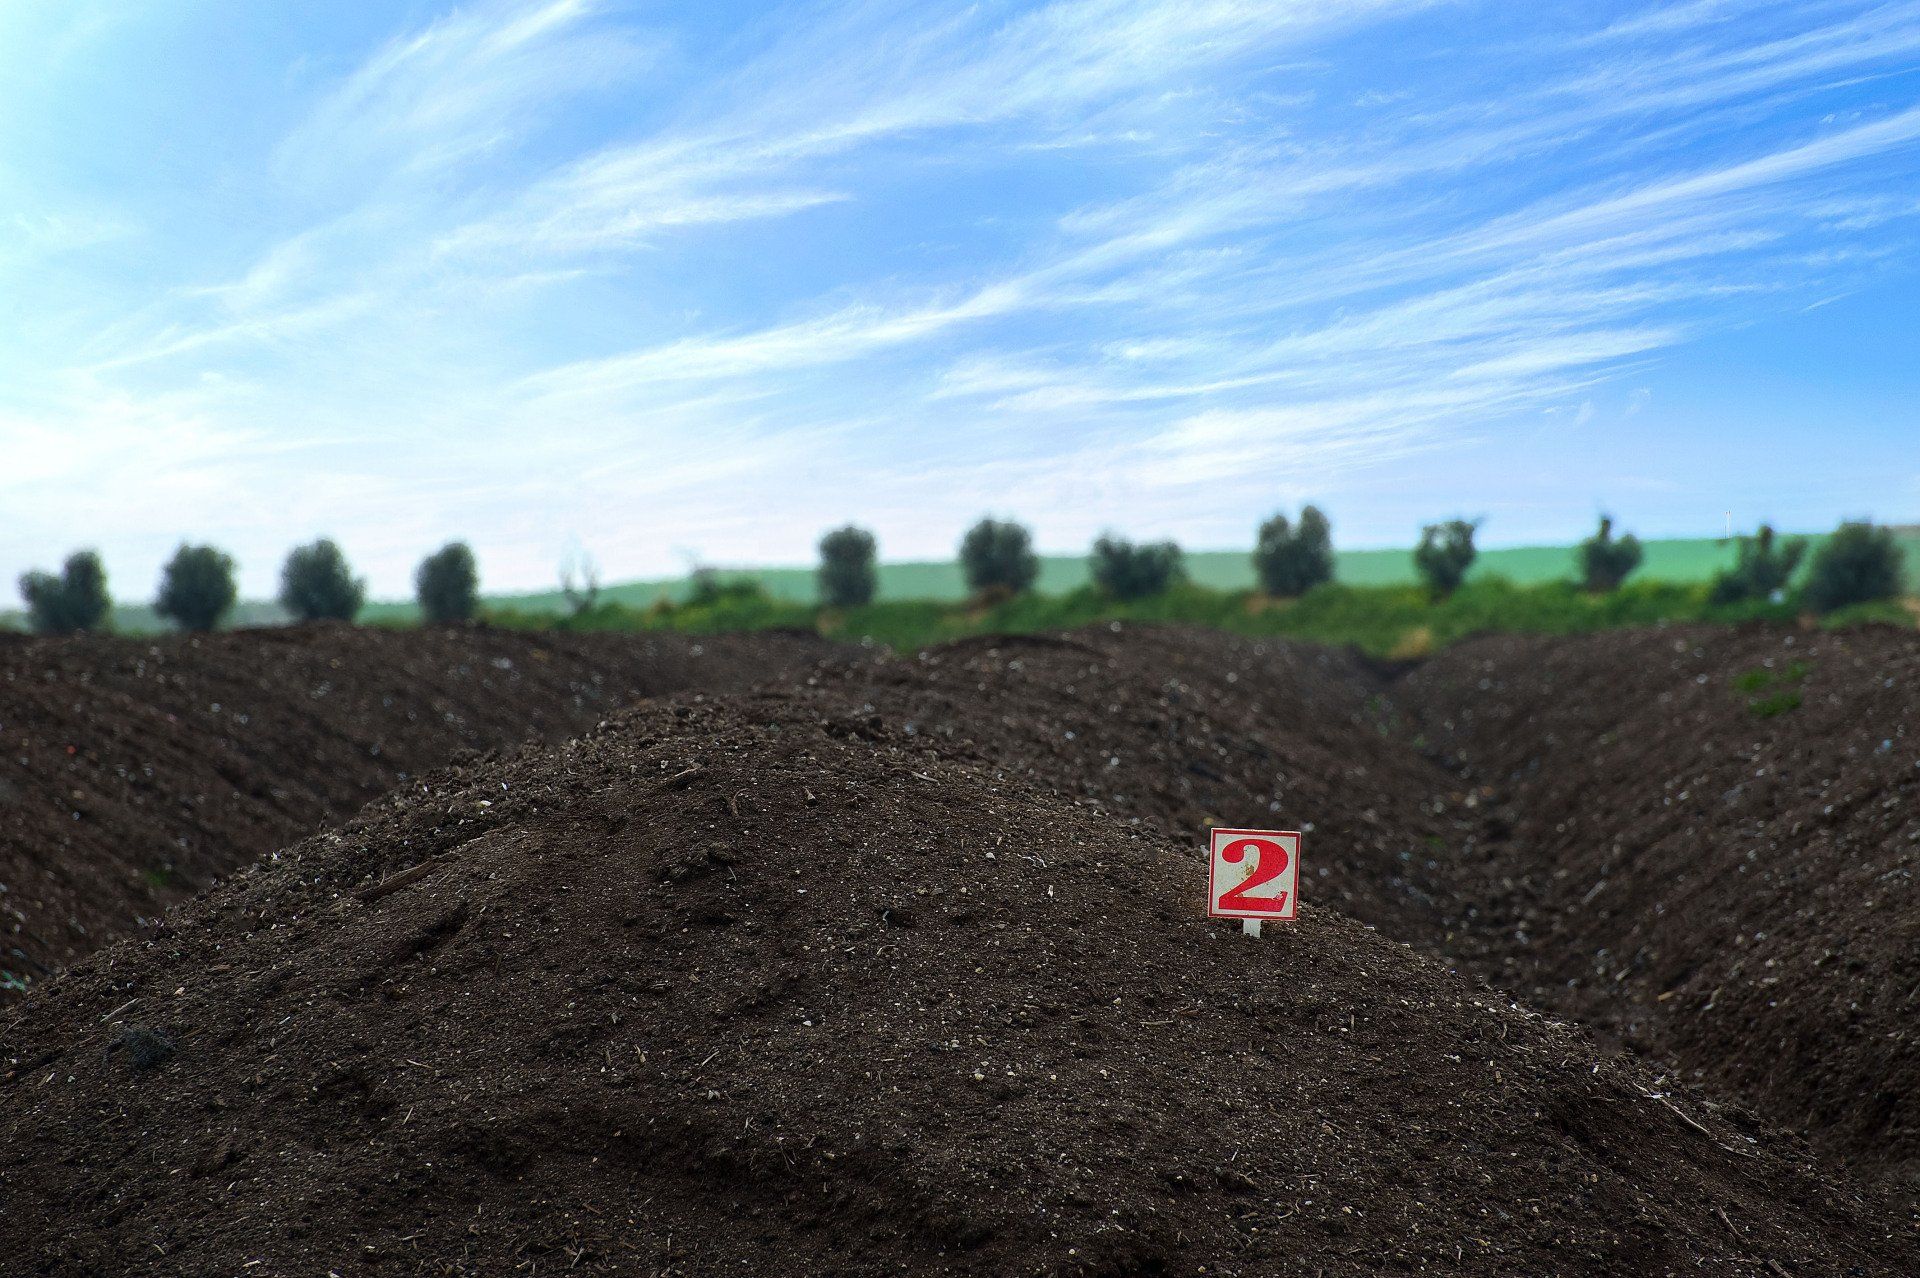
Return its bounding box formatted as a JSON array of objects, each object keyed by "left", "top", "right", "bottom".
[
  {"left": 2, "top": 619, "right": 1917, "bottom": 1274},
  {"left": 4, "top": 695, "right": 1914, "bottom": 1276},
  {"left": 0, "top": 623, "right": 833, "bottom": 995}
]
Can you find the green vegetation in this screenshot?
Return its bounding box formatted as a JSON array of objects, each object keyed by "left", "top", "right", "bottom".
[
  {"left": 1802, "top": 520, "right": 1904, "bottom": 614},
  {"left": 959, "top": 517, "right": 1039, "bottom": 598},
  {"left": 337, "top": 527, "right": 1920, "bottom": 621},
  {"left": 494, "top": 575, "right": 1874, "bottom": 659},
  {"left": 688, "top": 571, "right": 770, "bottom": 608},
  {"left": 19, "top": 550, "right": 111, "bottom": 634},
  {"left": 1733, "top": 660, "right": 1811, "bottom": 719},
  {"left": 1710, "top": 524, "right": 1807, "bottom": 605},
  {"left": 154, "top": 544, "right": 237, "bottom": 633},
  {"left": 1090, "top": 535, "right": 1184, "bottom": 601},
  {"left": 1414, "top": 520, "right": 1478, "bottom": 597},
  {"left": 817, "top": 526, "right": 878, "bottom": 609},
  {"left": 1577, "top": 516, "right": 1643, "bottom": 593},
  {"left": 141, "top": 865, "right": 188, "bottom": 891},
  {"left": 12, "top": 526, "right": 1920, "bottom": 646},
  {"left": 1252, "top": 506, "right": 1334, "bottom": 597},
  {"left": 280, "top": 538, "right": 365, "bottom": 622},
  {"left": 416, "top": 542, "right": 479, "bottom": 624}
]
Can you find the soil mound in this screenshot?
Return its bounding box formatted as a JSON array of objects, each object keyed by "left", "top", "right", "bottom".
[
  {"left": 4, "top": 695, "right": 1912, "bottom": 1276},
  {"left": 0, "top": 623, "right": 830, "bottom": 995},
  {"left": 1399, "top": 624, "right": 1920, "bottom": 1187},
  {"left": 820, "top": 626, "right": 1473, "bottom": 940}
]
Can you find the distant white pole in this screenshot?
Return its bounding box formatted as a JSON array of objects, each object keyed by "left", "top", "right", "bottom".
[{"left": 1725, "top": 511, "right": 1732, "bottom": 538}]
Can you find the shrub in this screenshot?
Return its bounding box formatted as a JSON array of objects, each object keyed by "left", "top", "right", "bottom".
[
  {"left": 1252, "top": 506, "right": 1334, "bottom": 597},
  {"left": 1414, "top": 520, "right": 1478, "bottom": 597},
  {"left": 1577, "top": 515, "right": 1643, "bottom": 593},
  {"left": 16, "top": 571, "right": 63, "bottom": 632},
  {"left": 1708, "top": 524, "right": 1807, "bottom": 605},
  {"left": 817, "top": 526, "right": 878, "bottom": 608},
  {"left": 415, "top": 542, "right": 479, "bottom": 624},
  {"left": 154, "top": 544, "right": 237, "bottom": 632},
  {"left": 1803, "top": 520, "right": 1904, "bottom": 614},
  {"left": 18, "top": 550, "right": 111, "bottom": 634},
  {"left": 686, "top": 568, "right": 769, "bottom": 607},
  {"left": 279, "top": 538, "right": 364, "bottom": 622},
  {"left": 959, "top": 517, "right": 1039, "bottom": 598},
  {"left": 1090, "top": 535, "right": 1184, "bottom": 601}
]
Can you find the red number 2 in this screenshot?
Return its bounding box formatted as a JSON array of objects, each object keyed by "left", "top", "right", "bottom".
[{"left": 1216, "top": 837, "right": 1291, "bottom": 914}]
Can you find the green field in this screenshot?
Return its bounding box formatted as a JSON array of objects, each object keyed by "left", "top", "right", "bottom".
[{"left": 10, "top": 528, "right": 1919, "bottom": 636}]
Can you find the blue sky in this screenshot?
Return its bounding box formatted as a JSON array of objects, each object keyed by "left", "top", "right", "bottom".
[{"left": 3, "top": 0, "right": 1918, "bottom": 599}]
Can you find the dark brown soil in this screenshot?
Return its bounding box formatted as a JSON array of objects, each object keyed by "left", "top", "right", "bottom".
[
  {"left": 6, "top": 618, "right": 1919, "bottom": 1273},
  {"left": 0, "top": 623, "right": 831, "bottom": 996},
  {"left": 1397, "top": 623, "right": 1920, "bottom": 1190},
  {"left": 820, "top": 624, "right": 1920, "bottom": 1196},
  {"left": 4, "top": 695, "right": 1912, "bottom": 1276},
  {"left": 816, "top": 628, "right": 1473, "bottom": 940}
]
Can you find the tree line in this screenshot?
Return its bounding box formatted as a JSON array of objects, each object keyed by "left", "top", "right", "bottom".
[
  {"left": 13, "top": 513, "right": 1911, "bottom": 635},
  {"left": 843, "top": 511, "right": 1902, "bottom": 615},
  {"left": 15, "top": 539, "right": 479, "bottom": 634}
]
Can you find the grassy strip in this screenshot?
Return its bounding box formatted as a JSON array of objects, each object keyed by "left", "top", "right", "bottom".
[{"left": 489, "top": 578, "right": 1916, "bottom": 657}]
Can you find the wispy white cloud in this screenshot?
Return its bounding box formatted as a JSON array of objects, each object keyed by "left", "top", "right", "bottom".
[
  {"left": 440, "top": 0, "right": 1428, "bottom": 260},
  {"left": 1, "top": 209, "right": 132, "bottom": 265},
  {"left": 529, "top": 91, "right": 1920, "bottom": 419},
  {"left": 522, "top": 282, "right": 1032, "bottom": 398},
  {"left": 276, "top": 0, "right": 646, "bottom": 184},
  {"left": 1585, "top": 0, "right": 1745, "bottom": 43}
]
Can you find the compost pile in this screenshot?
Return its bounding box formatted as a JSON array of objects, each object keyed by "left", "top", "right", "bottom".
[
  {"left": 0, "top": 623, "right": 830, "bottom": 991},
  {"left": 4, "top": 695, "right": 1910, "bottom": 1276},
  {"left": 1401, "top": 624, "right": 1920, "bottom": 1185},
  {"left": 819, "top": 628, "right": 1474, "bottom": 940}
]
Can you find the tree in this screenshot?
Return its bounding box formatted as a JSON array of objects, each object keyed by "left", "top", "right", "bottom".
[
  {"left": 1414, "top": 520, "right": 1478, "bottom": 597},
  {"left": 279, "top": 538, "right": 364, "bottom": 622},
  {"left": 1577, "top": 515, "right": 1643, "bottom": 593},
  {"left": 1090, "top": 535, "right": 1184, "bottom": 601},
  {"left": 817, "top": 526, "right": 878, "bottom": 608},
  {"left": 959, "top": 517, "right": 1039, "bottom": 598},
  {"left": 415, "top": 542, "right": 479, "bottom": 624},
  {"left": 154, "top": 544, "right": 237, "bottom": 632},
  {"left": 18, "top": 550, "right": 111, "bottom": 634},
  {"left": 1253, "top": 506, "right": 1334, "bottom": 597},
  {"left": 1708, "top": 524, "right": 1807, "bottom": 605},
  {"left": 17, "top": 570, "right": 63, "bottom": 631},
  {"left": 1803, "top": 520, "right": 1904, "bottom": 614}
]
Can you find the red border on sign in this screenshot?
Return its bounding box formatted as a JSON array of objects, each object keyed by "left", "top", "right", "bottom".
[{"left": 1206, "top": 827, "right": 1301, "bottom": 921}]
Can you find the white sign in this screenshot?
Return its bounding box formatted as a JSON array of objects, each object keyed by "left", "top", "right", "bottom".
[{"left": 1207, "top": 828, "right": 1301, "bottom": 928}]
